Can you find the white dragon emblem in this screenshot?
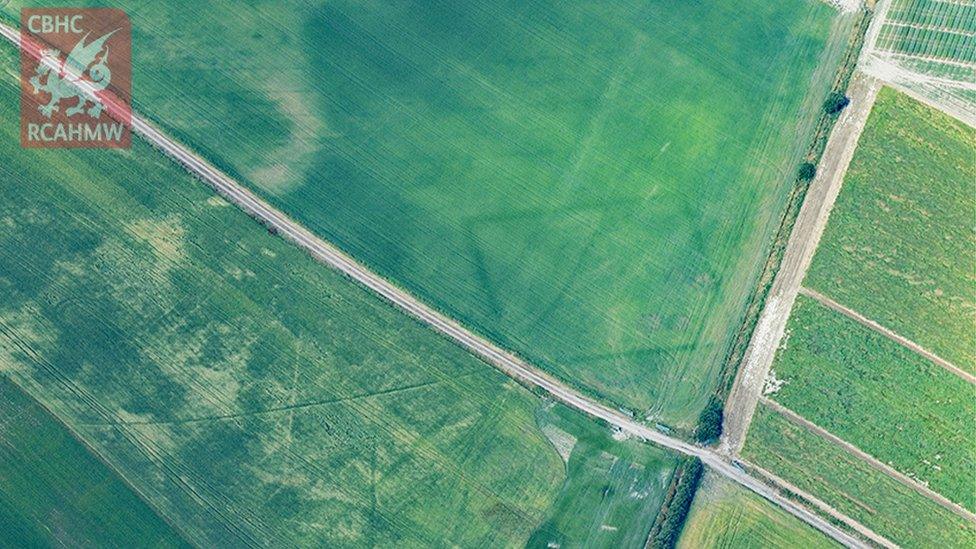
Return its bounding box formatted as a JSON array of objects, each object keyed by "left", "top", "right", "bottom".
[{"left": 29, "top": 30, "right": 116, "bottom": 119}]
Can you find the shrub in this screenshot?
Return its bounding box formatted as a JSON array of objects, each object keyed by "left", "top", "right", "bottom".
[
  {"left": 694, "top": 397, "right": 723, "bottom": 444},
  {"left": 797, "top": 162, "right": 817, "bottom": 182},
  {"left": 823, "top": 91, "right": 850, "bottom": 115}
]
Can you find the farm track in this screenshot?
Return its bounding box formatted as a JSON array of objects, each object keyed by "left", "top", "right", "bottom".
[
  {"left": 761, "top": 397, "right": 976, "bottom": 521},
  {"left": 0, "top": 22, "right": 881, "bottom": 549},
  {"left": 721, "top": 73, "right": 881, "bottom": 457},
  {"left": 798, "top": 286, "right": 975, "bottom": 383},
  {"left": 743, "top": 461, "right": 899, "bottom": 549}
]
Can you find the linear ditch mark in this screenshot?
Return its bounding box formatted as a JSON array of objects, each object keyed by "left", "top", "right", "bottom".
[
  {"left": 761, "top": 396, "right": 976, "bottom": 522},
  {"left": 798, "top": 286, "right": 975, "bottom": 384}
]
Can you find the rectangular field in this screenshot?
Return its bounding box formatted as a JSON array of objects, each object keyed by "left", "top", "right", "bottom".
[
  {"left": 0, "top": 377, "right": 186, "bottom": 547},
  {"left": 676, "top": 471, "right": 838, "bottom": 549},
  {"left": 2, "top": 0, "right": 854, "bottom": 425},
  {"left": 804, "top": 86, "right": 976, "bottom": 371},
  {"left": 767, "top": 294, "right": 975, "bottom": 510},
  {"left": 0, "top": 62, "right": 677, "bottom": 547},
  {"left": 877, "top": 0, "right": 976, "bottom": 65},
  {"left": 743, "top": 405, "right": 976, "bottom": 548}
]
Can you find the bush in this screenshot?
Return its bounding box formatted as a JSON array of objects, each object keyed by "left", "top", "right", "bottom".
[
  {"left": 694, "top": 397, "right": 724, "bottom": 444},
  {"left": 823, "top": 91, "right": 850, "bottom": 115},
  {"left": 797, "top": 162, "right": 817, "bottom": 182}
]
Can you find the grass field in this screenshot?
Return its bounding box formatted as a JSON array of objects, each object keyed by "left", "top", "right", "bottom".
[
  {"left": 676, "top": 471, "right": 838, "bottom": 549},
  {"left": 767, "top": 294, "right": 975, "bottom": 510},
  {"left": 0, "top": 377, "right": 187, "bottom": 548},
  {"left": 3, "top": 0, "right": 854, "bottom": 425},
  {"left": 804, "top": 87, "right": 976, "bottom": 372},
  {"left": 744, "top": 405, "right": 976, "bottom": 548},
  {"left": 0, "top": 60, "right": 677, "bottom": 546}
]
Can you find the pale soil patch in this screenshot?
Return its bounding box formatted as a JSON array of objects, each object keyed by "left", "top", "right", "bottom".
[
  {"left": 541, "top": 424, "right": 577, "bottom": 464},
  {"left": 124, "top": 216, "right": 187, "bottom": 267},
  {"left": 206, "top": 195, "right": 230, "bottom": 207},
  {"left": 0, "top": 304, "right": 55, "bottom": 373}
]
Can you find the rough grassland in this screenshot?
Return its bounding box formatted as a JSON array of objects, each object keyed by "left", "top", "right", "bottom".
[
  {"left": 0, "top": 377, "right": 187, "bottom": 548},
  {"left": 4, "top": 0, "right": 852, "bottom": 424},
  {"left": 676, "top": 471, "right": 838, "bottom": 549},
  {"left": 804, "top": 87, "right": 976, "bottom": 371},
  {"left": 0, "top": 73, "right": 676, "bottom": 546},
  {"left": 768, "top": 295, "right": 975, "bottom": 511},
  {"left": 744, "top": 405, "right": 975, "bottom": 548}
]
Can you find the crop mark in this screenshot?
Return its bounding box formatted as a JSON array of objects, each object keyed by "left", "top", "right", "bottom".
[{"left": 79, "top": 378, "right": 455, "bottom": 427}]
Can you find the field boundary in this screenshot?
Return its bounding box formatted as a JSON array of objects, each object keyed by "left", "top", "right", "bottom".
[
  {"left": 0, "top": 20, "right": 875, "bottom": 549},
  {"left": 798, "top": 287, "right": 974, "bottom": 383},
  {"left": 720, "top": 73, "right": 882, "bottom": 456},
  {"left": 760, "top": 396, "right": 976, "bottom": 521},
  {"left": 742, "top": 459, "right": 898, "bottom": 549},
  {"left": 712, "top": 7, "right": 872, "bottom": 407}
]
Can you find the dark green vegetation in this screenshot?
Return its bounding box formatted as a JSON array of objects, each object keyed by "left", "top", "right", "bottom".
[
  {"left": 693, "top": 397, "right": 723, "bottom": 445},
  {"left": 4, "top": 0, "right": 855, "bottom": 425},
  {"left": 0, "top": 67, "right": 676, "bottom": 546},
  {"left": 804, "top": 87, "right": 976, "bottom": 371},
  {"left": 708, "top": 6, "right": 871, "bottom": 413},
  {"left": 677, "top": 472, "right": 838, "bottom": 549},
  {"left": 769, "top": 295, "right": 975, "bottom": 510},
  {"left": 646, "top": 457, "right": 703, "bottom": 549},
  {"left": 745, "top": 405, "right": 976, "bottom": 548},
  {"left": 798, "top": 162, "right": 818, "bottom": 181},
  {"left": 0, "top": 377, "right": 187, "bottom": 548},
  {"left": 823, "top": 91, "right": 850, "bottom": 114}
]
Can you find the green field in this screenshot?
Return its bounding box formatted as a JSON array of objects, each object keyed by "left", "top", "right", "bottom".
[
  {"left": 0, "top": 65, "right": 676, "bottom": 547},
  {"left": 0, "top": 377, "right": 187, "bottom": 548},
  {"left": 676, "top": 471, "right": 838, "bottom": 549},
  {"left": 3, "top": 0, "right": 854, "bottom": 424},
  {"left": 804, "top": 87, "right": 976, "bottom": 371},
  {"left": 877, "top": 0, "right": 976, "bottom": 66},
  {"left": 744, "top": 405, "right": 976, "bottom": 548},
  {"left": 767, "top": 295, "right": 975, "bottom": 510}
]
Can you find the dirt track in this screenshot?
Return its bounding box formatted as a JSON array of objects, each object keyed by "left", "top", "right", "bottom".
[
  {"left": 720, "top": 73, "right": 882, "bottom": 456},
  {"left": 762, "top": 397, "right": 976, "bottom": 522},
  {"left": 799, "top": 287, "right": 975, "bottom": 384}
]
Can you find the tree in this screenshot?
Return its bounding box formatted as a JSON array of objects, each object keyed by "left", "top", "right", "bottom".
[
  {"left": 798, "top": 162, "right": 817, "bottom": 182},
  {"left": 695, "top": 397, "right": 724, "bottom": 444},
  {"left": 823, "top": 91, "right": 850, "bottom": 115}
]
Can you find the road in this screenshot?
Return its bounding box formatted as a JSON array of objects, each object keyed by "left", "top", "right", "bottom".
[
  {"left": 1, "top": 22, "right": 873, "bottom": 549},
  {"left": 720, "top": 73, "right": 881, "bottom": 456}
]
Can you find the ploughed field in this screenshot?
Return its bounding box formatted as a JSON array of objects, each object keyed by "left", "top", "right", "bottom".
[
  {"left": 0, "top": 64, "right": 678, "bottom": 546},
  {"left": 676, "top": 471, "right": 838, "bottom": 549},
  {"left": 744, "top": 88, "right": 976, "bottom": 548},
  {"left": 3, "top": 0, "right": 854, "bottom": 425}
]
